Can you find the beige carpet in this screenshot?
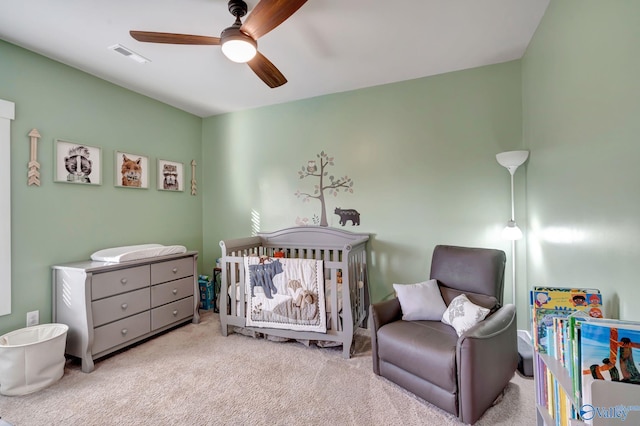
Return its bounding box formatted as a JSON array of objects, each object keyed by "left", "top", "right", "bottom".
[{"left": 0, "top": 312, "right": 536, "bottom": 425}]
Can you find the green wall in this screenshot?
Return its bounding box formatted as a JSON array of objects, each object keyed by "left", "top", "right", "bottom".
[
  {"left": 202, "top": 61, "right": 524, "bottom": 307},
  {"left": 4, "top": 2, "right": 637, "bottom": 337},
  {"left": 522, "top": 1, "right": 640, "bottom": 321},
  {"left": 0, "top": 40, "right": 203, "bottom": 335}
]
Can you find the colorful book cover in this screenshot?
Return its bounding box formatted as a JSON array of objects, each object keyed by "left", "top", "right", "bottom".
[
  {"left": 531, "top": 286, "right": 600, "bottom": 301},
  {"left": 540, "top": 358, "right": 548, "bottom": 407},
  {"left": 531, "top": 287, "right": 603, "bottom": 318},
  {"left": 530, "top": 287, "right": 604, "bottom": 355},
  {"left": 534, "top": 309, "right": 578, "bottom": 354},
  {"left": 550, "top": 376, "right": 555, "bottom": 421},
  {"left": 562, "top": 317, "right": 570, "bottom": 369},
  {"left": 554, "top": 379, "right": 559, "bottom": 426},
  {"left": 536, "top": 354, "right": 546, "bottom": 405},
  {"left": 569, "top": 313, "right": 590, "bottom": 403},
  {"left": 580, "top": 321, "right": 640, "bottom": 407}
]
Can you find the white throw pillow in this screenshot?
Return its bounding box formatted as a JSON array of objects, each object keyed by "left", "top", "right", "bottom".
[
  {"left": 441, "top": 293, "right": 490, "bottom": 336},
  {"left": 393, "top": 279, "right": 447, "bottom": 321}
]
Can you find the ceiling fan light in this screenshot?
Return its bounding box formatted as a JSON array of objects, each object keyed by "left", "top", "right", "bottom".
[
  {"left": 221, "top": 39, "right": 256, "bottom": 63},
  {"left": 221, "top": 32, "right": 257, "bottom": 63}
]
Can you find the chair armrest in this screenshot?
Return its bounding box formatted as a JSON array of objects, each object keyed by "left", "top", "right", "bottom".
[
  {"left": 369, "top": 297, "right": 402, "bottom": 331},
  {"left": 456, "top": 304, "right": 518, "bottom": 424},
  {"left": 369, "top": 298, "right": 402, "bottom": 375},
  {"left": 463, "top": 303, "right": 515, "bottom": 339}
]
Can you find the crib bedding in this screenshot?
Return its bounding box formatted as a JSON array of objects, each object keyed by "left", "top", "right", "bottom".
[
  {"left": 90, "top": 244, "right": 187, "bottom": 263},
  {"left": 245, "top": 257, "right": 326, "bottom": 332},
  {"left": 228, "top": 278, "right": 344, "bottom": 326},
  {"left": 218, "top": 226, "right": 370, "bottom": 358}
]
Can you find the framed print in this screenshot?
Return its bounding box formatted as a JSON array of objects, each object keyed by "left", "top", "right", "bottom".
[
  {"left": 54, "top": 139, "right": 101, "bottom": 185},
  {"left": 157, "top": 159, "right": 183, "bottom": 192},
  {"left": 115, "top": 151, "right": 149, "bottom": 189}
]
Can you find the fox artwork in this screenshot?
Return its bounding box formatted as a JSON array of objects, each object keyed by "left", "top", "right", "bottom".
[{"left": 121, "top": 154, "right": 142, "bottom": 187}]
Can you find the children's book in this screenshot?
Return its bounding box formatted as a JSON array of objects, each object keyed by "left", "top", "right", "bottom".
[
  {"left": 579, "top": 321, "right": 640, "bottom": 408},
  {"left": 534, "top": 308, "right": 583, "bottom": 355},
  {"left": 530, "top": 287, "right": 604, "bottom": 355},
  {"left": 568, "top": 312, "right": 591, "bottom": 403},
  {"left": 531, "top": 287, "right": 603, "bottom": 316}
]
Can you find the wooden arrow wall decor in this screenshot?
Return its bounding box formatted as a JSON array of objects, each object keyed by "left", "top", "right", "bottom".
[
  {"left": 27, "top": 128, "right": 41, "bottom": 186},
  {"left": 191, "top": 160, "right": 197, "bottom": 195}
]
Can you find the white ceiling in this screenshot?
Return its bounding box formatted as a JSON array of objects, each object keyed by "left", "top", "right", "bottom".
[{"left": 0, "top": 0, "right": 549, "bottom": 118}]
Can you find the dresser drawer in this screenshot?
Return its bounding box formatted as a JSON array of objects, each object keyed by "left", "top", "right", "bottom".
[
  {"left": 91, "top": 265, "right": 150, "bottom": 300},
  {"left": 93, "top": 311, "right": 150, "bottom": 355},
  {"left": 151, "top": 296, "right": 194, "bottom": 330},
  {"left": 151, "top": 277, "right": 194, "bottom": 308},
  {"left": 92, "top": 287, "right": 150, "bottom": 327},
  {"left": 151, "top": 257, "right": 193, "bottom": 285}
]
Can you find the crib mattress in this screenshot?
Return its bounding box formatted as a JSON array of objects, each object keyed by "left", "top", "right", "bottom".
[{"left": 90, "top": 244, "right": 187, "bottom": 263}]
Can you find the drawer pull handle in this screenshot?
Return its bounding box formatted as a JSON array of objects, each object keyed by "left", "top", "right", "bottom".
[
  {"left": 172, "top": 268, "right": 178, "bottom": 273},
  {"left": 172, "top": 310, "right": 178, "bottom": 316},
  {"left": 121, "top": 278, "right": 128, "bottom": 284},
  {"left": 121, "top": 303, "right": 128, "bottom": 310},
  {"left": 172, "top": 289, "right": 178, "bottom": 295},
  {"left": 121, "top": 328, "right": 128, "bottom": 336}
]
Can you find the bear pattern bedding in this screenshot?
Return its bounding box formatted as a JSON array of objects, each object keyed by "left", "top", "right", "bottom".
[{"left": 244, "top": 256, "right": 326, "bottom": 332}]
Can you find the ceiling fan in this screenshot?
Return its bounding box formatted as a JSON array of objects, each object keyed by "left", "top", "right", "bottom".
[{"left": 130, "top": 0, "right": 307, "bottom": 88}]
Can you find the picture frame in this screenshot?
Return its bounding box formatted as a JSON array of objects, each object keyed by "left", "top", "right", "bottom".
[
  {"left": 157, "top": 159, "right": 183, "bottom": 192},
  {"left": 54, "top": 139, "right": 102, "bottom": 185},
  {"left": 114, "top": 151, "right": 149, "bottom": 189}
]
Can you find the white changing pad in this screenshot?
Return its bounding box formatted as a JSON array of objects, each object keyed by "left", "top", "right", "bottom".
[{"left": 91, "top": 244, "right": 187, "bottom": 263}]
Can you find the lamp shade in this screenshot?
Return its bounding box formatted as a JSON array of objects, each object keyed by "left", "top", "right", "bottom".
[
  {"left": 496, "top": 150, "right": 529, "bottom": 175},
  {"left": 496, "top": 149, "right": 528, "bottom": 240},
  {"left": 502, "top": 220, "right": 523, "bottom": 240}
]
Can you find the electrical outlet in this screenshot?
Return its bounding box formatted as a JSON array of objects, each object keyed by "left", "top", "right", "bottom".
[{"left": 26, "top": 310, "right": 39, "bottom": 327}]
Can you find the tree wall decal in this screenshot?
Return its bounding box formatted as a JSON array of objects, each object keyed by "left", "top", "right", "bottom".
[{"left": 294, "top": 151, "right": 354, "bottom": 227}]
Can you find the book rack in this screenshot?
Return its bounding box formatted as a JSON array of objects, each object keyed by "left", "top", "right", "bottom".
[{"left": 532, "top": 286, "right": 640, "bottom": 425}]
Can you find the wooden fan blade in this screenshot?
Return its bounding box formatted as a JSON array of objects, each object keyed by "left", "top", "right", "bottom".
[
  {"left": 130, "top": 31, "right": 220, "bottom": 45},
  {"left": 247, "top": 51, "right": 287, "bottom": 88},
  {"left": 241, "top": 0, "right": 307, "bottom": 40}
]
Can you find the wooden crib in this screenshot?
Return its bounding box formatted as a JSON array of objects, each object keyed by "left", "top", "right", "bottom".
[{"left": 219, "top": 226, "right": 369, "bottom": 358}]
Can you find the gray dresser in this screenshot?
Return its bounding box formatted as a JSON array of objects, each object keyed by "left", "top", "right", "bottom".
[{"left": 52, "top": 251, "right": 199, "bottom": 373}]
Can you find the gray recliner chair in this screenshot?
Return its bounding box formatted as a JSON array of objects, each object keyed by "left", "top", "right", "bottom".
[{"left": 370, "top": 245, "right": 518, "bottom": 424}]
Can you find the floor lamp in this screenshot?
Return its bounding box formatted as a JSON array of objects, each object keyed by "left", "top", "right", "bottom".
[
  {"left": 496, "top": 150, "right": 531, "bottom": 375},
  {"left": 496, "top": 150, "right": 529, "bottom": 304}
]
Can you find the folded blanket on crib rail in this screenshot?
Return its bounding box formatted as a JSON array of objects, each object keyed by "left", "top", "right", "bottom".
[{"left": 244, "top": 257, "right": 326, "bottom": 333}]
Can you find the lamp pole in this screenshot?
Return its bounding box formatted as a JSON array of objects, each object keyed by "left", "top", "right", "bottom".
[
  {"left": 511, "top": 240, "right": 516, "bottom": 305},
  {"left": 496, "top": 150, "right": 529, "bottom": 307},
  {"left": 509, "top": 169, "right": 516, "bottom": 305}
]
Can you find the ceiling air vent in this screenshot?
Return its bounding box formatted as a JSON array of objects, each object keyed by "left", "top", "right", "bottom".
[{"left": 108, "top": 44, "right": 150, "bottom": 64}]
